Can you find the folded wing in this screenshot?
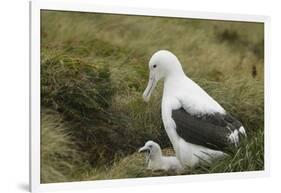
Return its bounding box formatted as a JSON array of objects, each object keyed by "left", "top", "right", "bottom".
[{"left": 172, "top": 108, "right": 246, "bottom": 150}]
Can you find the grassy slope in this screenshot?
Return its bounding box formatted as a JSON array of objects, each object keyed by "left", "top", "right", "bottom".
[{"left": 41, "top": 10, "right": 264, "bottom": 183}]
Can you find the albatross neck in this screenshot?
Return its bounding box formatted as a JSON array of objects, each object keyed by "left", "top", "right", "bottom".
[
  {"left": 150, "top": 150, "right": 162, "bottom": 161},
  {"left": 164, "top": 68, "right": 187, "bottom": 84}
]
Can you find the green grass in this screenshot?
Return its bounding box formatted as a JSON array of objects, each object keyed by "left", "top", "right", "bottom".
[{"left": 40, "top": 10, "right": 264, "bottom": 183}]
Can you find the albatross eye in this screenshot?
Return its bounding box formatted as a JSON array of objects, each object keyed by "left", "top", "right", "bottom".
[{"left": 153, "top": 64, "right": 157, "bottom": 68}]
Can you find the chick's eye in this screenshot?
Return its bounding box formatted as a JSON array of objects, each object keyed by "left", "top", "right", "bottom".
[
  {"left": 153, "top": 64, "right": 157, "bottom": 68},
  {"left": 148, "top": 145, "right": 152, "bottom": 148}
]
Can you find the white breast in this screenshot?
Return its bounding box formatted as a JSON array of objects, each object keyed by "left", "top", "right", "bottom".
[
  {"left": 161, "top": 156, "right": 183, "bottom": 171},
  {"left": 161, "top": 77, "right": 226, "bottom": 167},
  {"left": 148, "top": 156, "right": 183, "bottom": 171}
]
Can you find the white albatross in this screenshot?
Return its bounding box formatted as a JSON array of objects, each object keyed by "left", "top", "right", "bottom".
[
  {"left": 139, "top": 140, "right": 183, "bottom": 171},
  {"left": 143, "top": 50, "right": 247, "bottom": 168}
]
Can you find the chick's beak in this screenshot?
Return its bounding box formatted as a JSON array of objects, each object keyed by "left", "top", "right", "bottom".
[{"left": 138, "top": 146, "right": 150, "bottom": 153}]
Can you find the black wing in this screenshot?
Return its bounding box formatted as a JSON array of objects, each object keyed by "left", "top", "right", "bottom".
[{"left": 172, "top": 108, "right": 245, "bottom": 150}]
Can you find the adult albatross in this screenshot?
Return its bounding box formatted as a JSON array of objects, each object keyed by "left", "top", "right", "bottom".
[{"left": 143, "top": 50, "right": 246, "bottom": 167}]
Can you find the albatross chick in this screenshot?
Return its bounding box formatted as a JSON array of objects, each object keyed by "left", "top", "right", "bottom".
[{"left": 139, "top": 140, "right": 183, "bottom": 172}]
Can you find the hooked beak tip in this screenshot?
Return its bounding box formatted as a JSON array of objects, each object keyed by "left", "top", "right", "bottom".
[
  {"left": 142, "top": 95, "right": 150, "bottom": 103},
  {"left": 143, "top": 75, "right": 156, "bottom": 103},
  {"left": 138, "top": 147, "right": 149, "bottom": 153}
]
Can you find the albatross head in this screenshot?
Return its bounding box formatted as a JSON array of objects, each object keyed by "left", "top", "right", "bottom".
[
  {"left": 138, "top": 140, "right": 162, "bottom": 158},
  {"left": 143, "top": 50, "right": 184, "bottom": 102}
]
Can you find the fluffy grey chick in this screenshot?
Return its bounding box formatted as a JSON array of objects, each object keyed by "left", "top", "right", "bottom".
[{"left": 139, "top": 140, "right": 183, "bottom": 172}]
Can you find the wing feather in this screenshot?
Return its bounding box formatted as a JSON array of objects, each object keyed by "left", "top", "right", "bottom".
[{"left": 172, "top": 108, "right": 245, "bottom": 150}]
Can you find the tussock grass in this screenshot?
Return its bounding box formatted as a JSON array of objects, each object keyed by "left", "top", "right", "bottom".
[
  {"left": 40, "top": 10, "right": 264, "bottom": 183},
  {"left": 41, "top": 50, "right": 168, "bottom": 167},
  {"left": 41, "top": 110, "right": 78, "bottom": 183}
]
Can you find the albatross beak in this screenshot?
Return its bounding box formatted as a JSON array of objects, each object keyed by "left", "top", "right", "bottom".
[
  {"left": 138, "top": 146, "right": 150, "bottom": 153},
  {"left": 143, "top": 74, "right": 157, "bottom": 102}
]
